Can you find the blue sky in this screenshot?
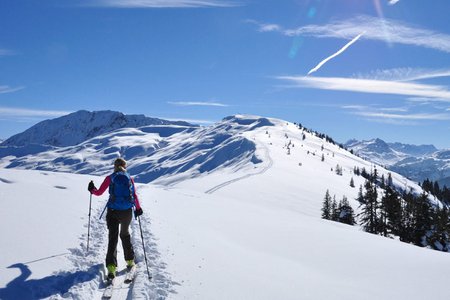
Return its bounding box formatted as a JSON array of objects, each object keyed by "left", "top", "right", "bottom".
[{"left": 1, "top": 0, "right": 450, "bottom": 148}]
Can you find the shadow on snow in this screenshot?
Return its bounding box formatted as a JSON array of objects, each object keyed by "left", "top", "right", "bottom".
[{"left": 0, "top": 262, "right": 101, "bottom": 300}]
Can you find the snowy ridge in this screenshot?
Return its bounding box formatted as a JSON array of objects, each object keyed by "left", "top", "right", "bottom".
[
  {"left": 0, "top": 110, "right": 195, "bottom": 148},
  {"left": 0, "top": 115, "right": 273, "bottom": 186}
]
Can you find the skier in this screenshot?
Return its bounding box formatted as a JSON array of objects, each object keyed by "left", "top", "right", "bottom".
[{"left": 88, "top": 158, "right": 143, "bottom": 279}]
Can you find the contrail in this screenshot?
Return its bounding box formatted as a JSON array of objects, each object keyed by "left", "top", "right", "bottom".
[{"left": 307, "top": 32, "right": 364, "bottom": 75}]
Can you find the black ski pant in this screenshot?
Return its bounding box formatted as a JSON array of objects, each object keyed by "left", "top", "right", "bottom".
[{"left": 105, "top": 208, "right": 135, "bottom": 267}]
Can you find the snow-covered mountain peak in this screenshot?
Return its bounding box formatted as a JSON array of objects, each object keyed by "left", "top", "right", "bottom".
[
  {"left": 221, "top": 115, "right": 276, "bottom": 130},
  {"left": 365, "top": 138, "right": 391, "bottom": 153},
  {"left": 1, "top": 110, "right": 196, "bottom": 147}
]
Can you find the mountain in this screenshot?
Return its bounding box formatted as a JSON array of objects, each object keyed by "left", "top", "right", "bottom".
[
  {"left": 1, "top": 114, "right": 448, "bottom": 299},
  {"left": 0, "top": 113, "right": 435, "bottom": 195},
  {"left": 389, "top": 142, "right": 437, "bottom": 157},
  {"left": 345, "top": 138, "right": 449, "bottom": 185},
  {"left": 345, "top": 138, "right": 405, "bottom": 166},
  {"left": 0, "top": 115, "right": 271, "bottom": 184},
  {"left": 1, "top": 110, "right": 195, "bottom": 148}
]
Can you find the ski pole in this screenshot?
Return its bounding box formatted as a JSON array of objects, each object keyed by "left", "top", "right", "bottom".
[
  {"left": 138, "top": 215, "right": 152, "bottom": 280},
  {"left": 99, "top": 202, "right": 108, "bottom": 220},
  {"left": 87, "top": 192, "right": 92, "bottom": 253}
]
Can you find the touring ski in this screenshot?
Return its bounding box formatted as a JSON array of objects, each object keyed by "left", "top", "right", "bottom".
[
  {"left": 102, "top": 277, "right": 117, "bottom": 299},
  {"left": 124, "top": 265, "right": 137, "bottom": 284}
]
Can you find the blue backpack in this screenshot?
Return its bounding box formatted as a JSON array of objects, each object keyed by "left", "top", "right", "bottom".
[{"left": 108, "top": 171, "right": 135, "bottom": 210}]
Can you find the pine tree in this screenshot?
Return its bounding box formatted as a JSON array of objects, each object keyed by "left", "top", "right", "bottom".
[
  {"left": 321, "top": 190, "right": 332, "bottom": 220},
  {"left": 372, "top": 167, "right": 378, "bottom": 184},
  {"left": 350, "top": 177, "right": 355, "bottom": 188},
  {"left": 380, "top": 174, "right": 386, "bottom": 189},
  {"left": 412, "top": 192, "right": 433, "bottom": 247},
  {"left": 432, "top": 206, "right": 450, "bottom": 251},
  {"left": 399, "top": 191, "right": 415, "bottom": 243},
  {"left": 380, "top": 186, "right": 402, "bottom": 237},
  {"left": 433, "top": 181, "right": 441, "bottom": 199},
  {"left": 357, "top": 185, "right": 364, "bottom": 204},
  {"left": 321, "top": 153, "right": 325, "bottom": 162},
  {"left": 335, "top": 164, "right": 343, "bottom": 176},
  {"left": 359, "top": 180, "right": 379, "bottom": 234},
  {"left": 387, "top": 172, "right": 393, "bottom": 187},
  {"left": 338, "top": 196, "right": 356, "bottom": 225},
  {"left": 331, "top": 196, "right": 339, "bottom": 221}
]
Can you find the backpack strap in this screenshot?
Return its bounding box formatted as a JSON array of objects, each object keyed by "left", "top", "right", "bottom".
[{"left": 109, "top": 172, "right": 117, "bottom": 202}]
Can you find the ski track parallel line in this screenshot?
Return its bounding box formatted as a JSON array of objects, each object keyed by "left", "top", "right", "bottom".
[{"left": 205, "top": 143, "right": 272, "bottom": 194}]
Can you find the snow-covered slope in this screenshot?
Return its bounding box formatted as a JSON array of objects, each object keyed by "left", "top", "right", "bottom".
[
  {"left": 0, "top": 115, "right": 271, "bottom": 185},
  {"left": 1, "top": 118, "right": 449, "bottom": 299},
  {"left": 346, "top": 138, "right": 449, "bottom": 184},
  {"left": 0, "top": 110, "right": 195, "bottom": 148}
]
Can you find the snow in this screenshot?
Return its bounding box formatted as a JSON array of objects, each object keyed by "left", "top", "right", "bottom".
[
  {"left": 1, "top": 115, "right": 449, "bottom": 299},
  {"left": 346, "top": 138, "right": 450, "bottom": 183},
  {"left": 0, "top": 110, "right": 196, "bottom": 148}
]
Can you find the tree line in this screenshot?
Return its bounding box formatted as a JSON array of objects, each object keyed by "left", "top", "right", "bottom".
[
  {"left": 322, "top": 168, "right": 450, "bottom": 252},
  {"left": 420, "top": 178, "right": 450, "bottom": 205}
]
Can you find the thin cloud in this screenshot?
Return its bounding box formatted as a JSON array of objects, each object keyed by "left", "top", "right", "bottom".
[
  {"left": 342, "top": 105, "right": 450, "bottom": 125},
  {"left": 159, "top": 117, "right": 216, "bottom": 125},
  {"left": 388, "top": 0, "right": 400, "bottom": 5},
  {"left": 252, "top": 15, "right": 450, "bottom": 53},
  {"left": 407, "top": 97, "right": 450, "bottom": 104},
  {"left": 277, "top": 76, "right": 450, "bottom": 101},
  {"left": 378, "top": 107, "right": 409, "bottom": 112},
  {"left": 0, "top": 85, "right": 25, "bottom": 94},
  {"left": 307, "top": 33, "right": 363, "bottom": 75},
  {"left": 341, "top": 105, "right": 369, "bottom": 110},
  {"left": 355, "top": 68, "right": 450, "bottom": 82},
  {"left": 87, "top": 0, "right": 241, "bottom": 8},
  {"left": 0, "top": 107, "right": 72, "bottom": 118},
  {"left": 168, "top": 101, "right": 229, "bottom": 107},
  {"left": 355, "top": 111, "right": 450, "bottom": 121},
  {"left": 362, "top": 118, "right": 419, "bottom": 126},
  {"left": 0, "top": 49, "right": 15, "bottom": 56},
  {"left": 342, "top": 104, "right": 408, "bottom": 113}
]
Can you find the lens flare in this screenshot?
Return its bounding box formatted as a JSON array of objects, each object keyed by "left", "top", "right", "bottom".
[
  {"left": 373, "top": 0, "right": 393, "bottom": 46},
  {"left": 289, "top": 37, "right": 304, "bottom": 59}
]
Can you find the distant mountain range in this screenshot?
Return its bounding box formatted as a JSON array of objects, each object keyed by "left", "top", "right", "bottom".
[{"left": 345, "top": 138, "right": 450, "bottom": 187}]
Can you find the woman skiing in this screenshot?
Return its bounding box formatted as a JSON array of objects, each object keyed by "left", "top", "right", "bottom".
[{"left": 88, "top": 158, "right": 143, "bottom": 279}]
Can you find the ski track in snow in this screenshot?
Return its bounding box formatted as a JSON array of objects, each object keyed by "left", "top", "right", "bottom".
[
  {"left": 205, "top": 142, "right": 273, "bottom": 194},
  {"left": 49, "top": 204, "right": 175, "bottom": 299}
]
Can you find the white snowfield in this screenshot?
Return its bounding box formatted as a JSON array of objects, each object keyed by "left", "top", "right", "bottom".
[{"left": 1, "top": 115, "right": 449, "bottom": 299}]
